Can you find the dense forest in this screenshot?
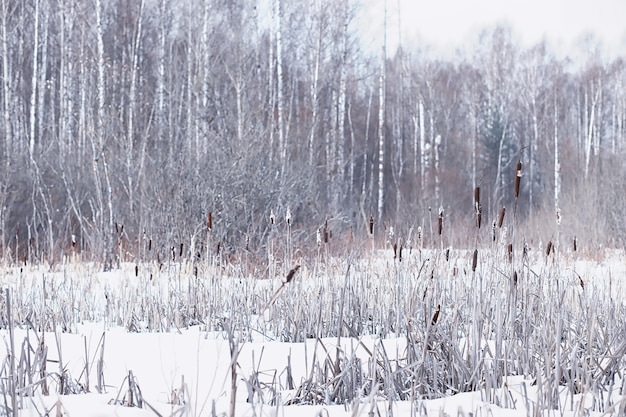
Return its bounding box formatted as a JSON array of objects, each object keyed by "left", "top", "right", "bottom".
[{"left": 1, "top": 0, "right": 625, "bottom": 266}]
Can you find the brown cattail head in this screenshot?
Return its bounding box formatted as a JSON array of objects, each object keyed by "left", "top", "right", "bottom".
[
  {"left": 207, "top": 211, "right": 213, "bottom": 231},
  {"left": 474, "top": 186, "right": 480, "bottom": 207},
  {"left": 398, "top": 244, "right": 403, "bottom": 262},
  {"left": 573, "top": 236, "right": 577, "bottom": 252},
  {"left": 393, "top": 243, "right": 398, "bottom": 259},
  {"left": 498, "top": 207, "right": 506, "bottom": 228},
  {"left": 431, "top": 304, "right": 441, "bottom": 326},
  {"left": 472, "top": 249, "right": 478, "bottom": 272},
  {"left": 546, "top": 240, "right": 553, "bottom": 256},
  {"left": 507, "top": 243, "right": 513, "bottom": 263},
  {"left": 438, "top": 207, "right": 444, "bottom": 235},
  {"left": 323, "top": 220, "right": 329, "bottom": 243},
  {"left": 179, "top": 243, "right": 184, "bottom": 257},
  {"left": 514, "top": 160, "right": 522, "bottom": 198},
  {"left": 446, "top": 248, "right": 450, "bottom": 262},
  {"left": 513, "top": 271, "right": 518, "bottom": 287},
  {"left": 135, "top": 265, "right": 139, "bottom": 277},
  {"left": 285, "top": 265, "right": 301, "bottom": 283},
  {"left": 148, "top": 238, "right": 152, "bottom": 251},
  {"left": 369, "top": 216, "right": 374, "bottom": 235}
]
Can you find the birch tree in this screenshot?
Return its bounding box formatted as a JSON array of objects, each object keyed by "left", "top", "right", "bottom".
[{"left": 376, "top": 0, "right": 387, "bottom": 220}]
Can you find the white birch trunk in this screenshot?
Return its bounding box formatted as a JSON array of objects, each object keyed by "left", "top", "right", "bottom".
[
  {"left": 362, "top": 88, "right": 373, "bottom": 197},
  {"left": 308, "top": 12, "right": 322, "bottom": 166},
  {"left": 28, "top": 0, "right": 39, "bottom": 157},
  {"left": 127, "top": 0, "right": 144, "bottom": 215},
  {"left": 419, "top": 99, "right": 425, "bottom": 192},
  {"left": 377, "top": 3, "right": 386, "bottom": 220},
  {"left": 584, "top": 87, "right": 599, "bottom": 179},
  {"left": 275, "top": 0, "right": 286, "bottom": 174},
  {"left": 554, "top": 93, "right": 560, "bottom": 222},
  {"left": 0, "top": 0, "right": 9, "bottom": 261},
  {"left": 96, "top": 0, "right": 115, "bottom": 269}
]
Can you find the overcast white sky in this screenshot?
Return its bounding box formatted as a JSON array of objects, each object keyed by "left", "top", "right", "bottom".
[{"left": 357, "top": 0, "right": 626, "bottom": 60}]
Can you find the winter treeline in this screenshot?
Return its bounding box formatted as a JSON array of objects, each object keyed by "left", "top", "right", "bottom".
[{"left": 0, "top": 0, "right": 625, "bottom": 264}]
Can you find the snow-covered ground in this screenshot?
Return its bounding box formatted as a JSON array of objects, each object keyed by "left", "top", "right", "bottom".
[{"left": 0, "top": 248, "right": 625, "bottom": 416}]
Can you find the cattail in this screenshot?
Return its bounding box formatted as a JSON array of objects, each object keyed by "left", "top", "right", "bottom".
[
  {"left": 513, "top": 271, "right": 518, "bottom": 287},
  {"left": 179, "top": 243, "right": 184, "bottom": 257},
  {"left": 573, "top": 236, "right": 577, "bottom": 252},
  {"left": 431, "top": 304, "right": 441, "bottom": 326},
  {"left": 472, "top": 249, "right": 478, "bottom": 272},
  {"left": 285, "top": 265, "right": 300, "bottom": 283},
  {"left": 438, "top": 207, "right": 444, "bottom": 235},
  {"left": 286, "top": 206, "right": 292, "bottom": 225},
  {"left": 498, "top": 207, "right": 506, "bottom": 228},
  {"left": 393, "top": 243, "right": 398, "bottom": 259},
  {"left": 323, "top": 220, "right": 329, "bottom": 243},
  {"left": 514, "top": 160, "right": 522, "bottom": 198},
  {"left": 398, "top": 244, "right": 403, "bottom": 262},
  {"left": 445, "top": 248, "right": 450, "bottom": 262},
  {"left": 135, "top": 265, "right": 139, "bottom": 277},
  {"left": 148, "top": 239, "right": 152, "bottom": 251},
  {"left": 507, "top": 243, "right": 513, "bottom": 263},
  {"left": 546, "top": 240, "right": 553, "bottom": 256},
  {"left": 368, "top": 216, "right": 374, "bottom": 235},
  {"left": 474, "top": 186, "right": 480, "bottom": 207},
  {"left": 207, "top": 211, "right": 213, "bottom": 231}
]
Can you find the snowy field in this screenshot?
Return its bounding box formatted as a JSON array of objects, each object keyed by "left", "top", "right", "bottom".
[{"left": 0, "top": 246, "right": 625, "bottom": 417}]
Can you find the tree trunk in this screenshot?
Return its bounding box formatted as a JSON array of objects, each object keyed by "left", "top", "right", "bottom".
[{"left": 377, "top": 3, "right": 386, "bottom": 221}]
